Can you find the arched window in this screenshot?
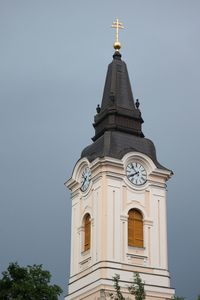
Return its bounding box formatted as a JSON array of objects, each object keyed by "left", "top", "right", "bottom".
[
  {"left": 128, "top": 209, "right": 143, "bottom": 247},
  {"left": 84, "top": 214, "right": 91, "bottom": 251}
]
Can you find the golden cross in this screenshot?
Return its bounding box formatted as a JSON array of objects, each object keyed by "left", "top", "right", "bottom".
[{"left": 111, "top": 18, "right": 124, "bottom": 50}]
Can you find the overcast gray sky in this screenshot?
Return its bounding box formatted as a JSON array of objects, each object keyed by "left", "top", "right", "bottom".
[{"left": 0, "top": 1, "right": 200, "bottom": 299}]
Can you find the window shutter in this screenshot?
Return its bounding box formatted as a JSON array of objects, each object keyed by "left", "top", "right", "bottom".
[
  {"left": 128, "top": 209, "right": 143, "bottom": 247},
  {"left": 84, "top": 214, "right": 91, "bottom": 251},
  {"left": 134, "top": 219, "right": 143, "bottom": 247},
  {"left": 128, "top": 210, "right": 134, "bottom": 246}
]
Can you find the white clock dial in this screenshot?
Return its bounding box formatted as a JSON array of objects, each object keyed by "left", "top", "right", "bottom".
[
  {"left": 126, "top": 162, "right": 147, "bottom": 186},
  {"left": 80, "top": 167, "right": 91, "bottom": 192}
]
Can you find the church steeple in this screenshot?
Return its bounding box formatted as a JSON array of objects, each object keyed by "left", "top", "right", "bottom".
[
  {"left": 65, "top": 21, "right": 174, "bottom": 300},
  {"left": 93, "top": 51, "right": 144, "bottom": 141}
]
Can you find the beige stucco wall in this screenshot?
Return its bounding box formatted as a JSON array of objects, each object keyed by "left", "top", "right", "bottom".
[{"left": 65, "top": 153, "right": 174, "bottom": 299}]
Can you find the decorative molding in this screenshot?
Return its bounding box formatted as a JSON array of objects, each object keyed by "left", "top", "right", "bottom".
[
  {"left": 120, "top": 214, "right": 128, "bottom": 222},
  {"left": 144, "top": 220, "right": 153, "bottom": 226},
  {"left": 126, "top": 253, "right": 147, "bottom": 260},
  {"left": 91, "top": 217, "right": 95, "bottom": 226},
  {"left": 77, "top": 226, "right": 84, "bottom": 234},
  {"left": 79, "top": 255, "right": 91, "bottom": 267},
  {"left": 125, "top": 203, "right": 147, "bottom": 220}
]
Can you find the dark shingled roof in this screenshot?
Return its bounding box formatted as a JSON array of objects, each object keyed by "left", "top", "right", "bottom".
[
  {"left": 82, "top": 131, "right": 167, "bottom": 170},
  {"left": 81, "top": 51, "right": 168, "bottom": 171},
  {"left": 92, "top": 51, "right": 144, "bottom": 141}
]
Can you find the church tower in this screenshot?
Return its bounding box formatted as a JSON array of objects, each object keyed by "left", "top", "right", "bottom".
[{"left": 65, "top": 20, "right": 174, "bottom": 300}]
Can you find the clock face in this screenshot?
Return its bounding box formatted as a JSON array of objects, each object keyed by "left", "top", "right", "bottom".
[
  {"left": 80, "top": 167, "right": 91, "bottom": 192},
  {"left": 126, "top": 162, "right": 147, "bottom": 186}
]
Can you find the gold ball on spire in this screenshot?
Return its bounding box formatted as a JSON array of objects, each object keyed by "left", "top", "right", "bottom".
[{"left": 114, "top": 41, "right": 121, "bottom": 51}]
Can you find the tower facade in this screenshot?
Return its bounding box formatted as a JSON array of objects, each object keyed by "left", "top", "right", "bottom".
[{"left": 65, "top": 49, "right": 174, "bottom": 299}]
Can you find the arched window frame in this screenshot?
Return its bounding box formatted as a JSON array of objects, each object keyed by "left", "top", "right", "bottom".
[{"left": 128, "top": 209, "right": 144, "bottom": 248}]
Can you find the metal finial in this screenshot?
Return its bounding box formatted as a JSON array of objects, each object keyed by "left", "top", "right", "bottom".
[
  {"left": 136, "top": 99, "right": 140, "bottom": 109},
  {"left": 111, "top": 18, "right": 124, "bottom": 51},
  {"left": 96, "top": 104, "right": 101, "bottom": 113}
]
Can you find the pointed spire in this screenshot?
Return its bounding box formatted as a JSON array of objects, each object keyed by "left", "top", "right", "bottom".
[
  {"left": 81, "top": 29, "right": 169, "bottom": 171},
  {"left": 92, "top": 52, "right": 144, "bottom": 141}
]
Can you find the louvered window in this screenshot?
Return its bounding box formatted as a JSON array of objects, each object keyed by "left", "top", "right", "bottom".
[
  {"left": 84, "top": 214, "right": 91, "bottom": 251},
  {"left": 128, "top": 209, "right": 143, "bottom": 247}
]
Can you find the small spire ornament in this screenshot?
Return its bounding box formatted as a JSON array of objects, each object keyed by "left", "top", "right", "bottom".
[
  {"left": 136, "top": 99, "right": 140, "bottom": 109},
  {"left": 111, "top": 18, "right": 124, "bottom": 51},
  {"left": 96, "top": 104, "right": 101, "bottom": 113}
]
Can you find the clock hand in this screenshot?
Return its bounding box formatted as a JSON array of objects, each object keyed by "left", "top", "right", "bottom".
[
  {"left": 128, "top": 171, "right": 139, "bottom": 178},
  {"left": 81, "top": 176, "right": 86, "bottom": 186}
]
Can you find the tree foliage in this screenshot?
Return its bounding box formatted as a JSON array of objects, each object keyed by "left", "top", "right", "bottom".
[
  {"left": 109, "top": 274, "right": 125, "bottom": 300},
  {"left": 0, "top": 262, "right": 62, "bottom": 300},
  {"left": 128, "top": 272, "right": 146, "bottom": 300},
  {"left": 109, "top": 272, "right": 145, "bottom": 300}
]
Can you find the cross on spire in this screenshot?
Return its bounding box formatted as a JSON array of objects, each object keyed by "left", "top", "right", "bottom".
[{"left": 111, "top": 18, "right": 124, "bottom": 51}]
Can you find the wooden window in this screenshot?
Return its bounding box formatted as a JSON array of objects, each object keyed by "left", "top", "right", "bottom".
[
  {"left": 128, "top": 209, "right": 143, "bottom": 247},
  {"left": 84, "top": 214, "right": 91, "bottom": 251}
]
